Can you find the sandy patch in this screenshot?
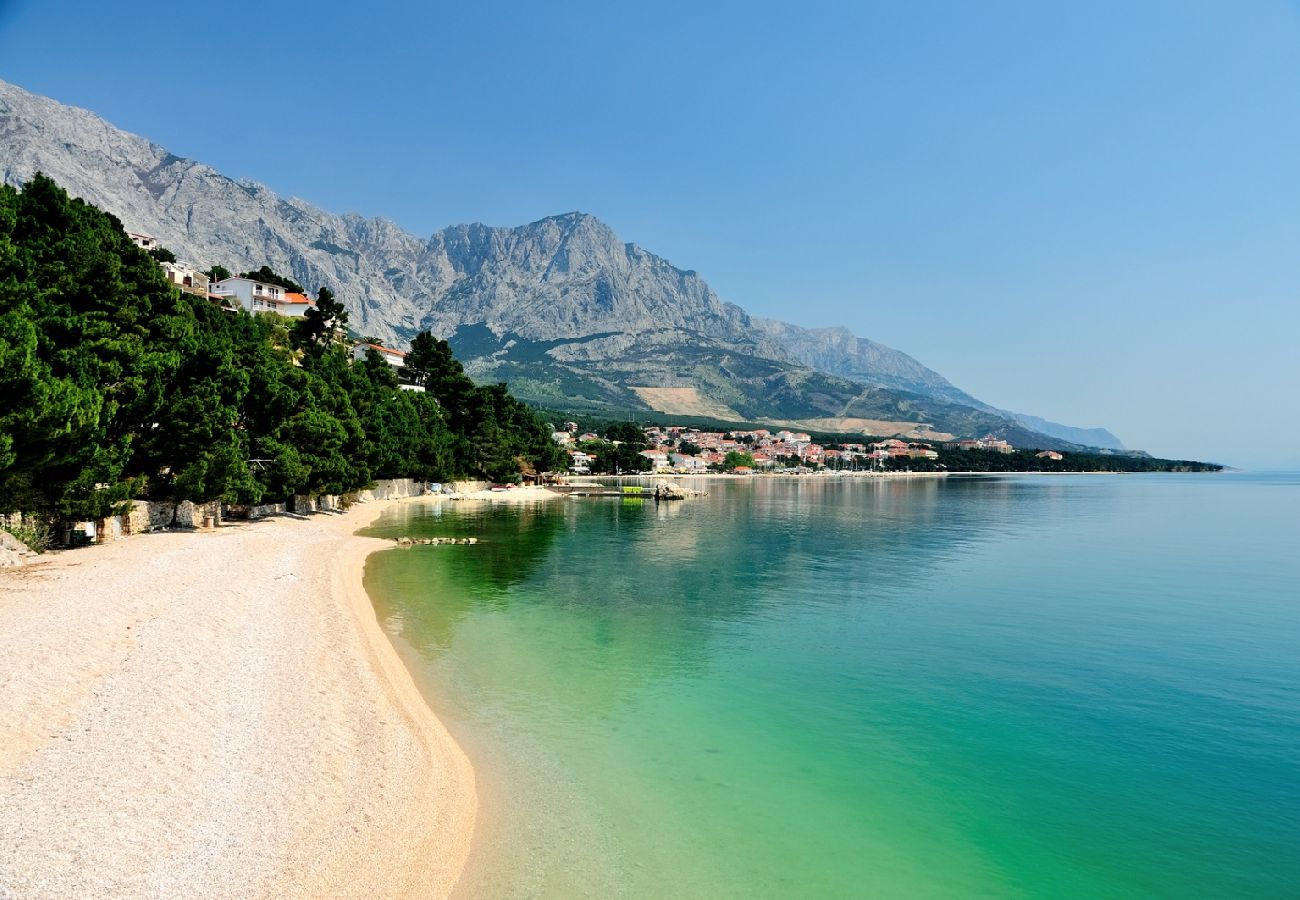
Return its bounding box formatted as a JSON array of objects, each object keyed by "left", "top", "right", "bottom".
[{"left": 629, "top": 386, "right": 741, "bottom": 420}]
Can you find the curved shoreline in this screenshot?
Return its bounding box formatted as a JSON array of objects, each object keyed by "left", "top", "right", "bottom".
[
  {"left": 0, "top": 497, "right": 475, "bottom": 898},
  {"left": 326, "top": 499, "right": 478, "bottom": 898}
]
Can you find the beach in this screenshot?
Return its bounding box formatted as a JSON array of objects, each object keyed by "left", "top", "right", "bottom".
[{"left": 0, "top": 499, "right": 474, "bottom": 899}]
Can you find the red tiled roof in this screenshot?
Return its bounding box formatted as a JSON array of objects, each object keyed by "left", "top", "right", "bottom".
[{"left": 356, "top": 342, "right": 406, "bottom": 358}]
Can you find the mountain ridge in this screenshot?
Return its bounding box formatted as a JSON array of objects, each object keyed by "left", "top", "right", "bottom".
[{"left": 0, "top": 78, "right": 1125, "bottom": 451}]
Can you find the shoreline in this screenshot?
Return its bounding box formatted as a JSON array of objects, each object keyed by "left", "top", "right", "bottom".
[{"left": 0, "top": 497, "right": 475, "bottom": 898}]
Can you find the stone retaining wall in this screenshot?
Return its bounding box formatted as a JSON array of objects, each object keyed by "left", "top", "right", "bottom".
[{"left": 354, "top": 478, "right": 425, "bottom": 502}]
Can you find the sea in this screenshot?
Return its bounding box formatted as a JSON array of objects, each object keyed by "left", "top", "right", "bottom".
[{"left": 361, "top": 472, "right": 1300, "bottom": 899}]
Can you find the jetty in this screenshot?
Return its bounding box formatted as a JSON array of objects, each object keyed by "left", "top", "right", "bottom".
[{"left": 547, "top": 481, "right": 707, "bottom": 501}]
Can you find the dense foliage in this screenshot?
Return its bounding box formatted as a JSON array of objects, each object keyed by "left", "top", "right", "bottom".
[
  {"left": 722, "top": 451, "right": 756, "bottom": 471},
  {"left": 0, "top": 175, "right": 564, "bottom": 526}
]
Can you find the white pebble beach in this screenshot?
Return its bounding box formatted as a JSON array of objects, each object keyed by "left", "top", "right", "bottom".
[{"left": 0, "top": 498, "right": 475, "bottom": 899}]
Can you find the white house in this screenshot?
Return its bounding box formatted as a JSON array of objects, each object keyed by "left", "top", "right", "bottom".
[
  {"left": 351, "top": 343, "right": 424, "bottom": 391},
  {"left": 351, "top": 342, "right": 406, "bottom": 368},
  {"left": 160, "top": 261, "right": 209, "bottom": 297},
  {"left": 211, "top": 276, "right": 293, "bottom": 314},
  {"left": 669, "top": 452, "right": 708, "bottom": 472},
  {"left": 569, "top": 450, "right": 593, "bottom": 474},
  {"left": 127, "top": 231, "right": 161, "bottom": 253},
  {"left": 639, "top": 449, "right": 671, "bottom": 472}
]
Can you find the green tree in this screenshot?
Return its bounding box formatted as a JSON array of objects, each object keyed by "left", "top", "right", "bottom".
[
  {"left": 295, "top": 285, "right": 347, "bottom": 350},
  {"left": 148, "top": 246, "right": 177, "bottom": 263},
  {"left": 0, "top": 174, "right": 180, "bottom": 524},
  {"left": 205, "top": 264, "right": 232, "bottom": 282},
  {"left": 723, "top": 450, "right": 756, "bottom": 471},
  {"left": 238, "top": 265, "right": 304, "bottom": 293}
]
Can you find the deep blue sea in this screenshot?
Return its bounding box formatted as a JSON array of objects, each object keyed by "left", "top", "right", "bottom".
[{"left": 363, "top": 473, "right": 1300, "bottom": 898}]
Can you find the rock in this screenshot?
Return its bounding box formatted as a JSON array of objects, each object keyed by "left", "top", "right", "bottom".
[
  {"left": 654, "top": 481, "right": 705, "bottom": 501},
  {"left": 0, "top": 529, "right": 36, "bottom": 566}
]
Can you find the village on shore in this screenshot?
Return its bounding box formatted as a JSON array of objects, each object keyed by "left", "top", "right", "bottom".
[{"left": 552, "top": 421, "right": 1066, "bottom": 476}]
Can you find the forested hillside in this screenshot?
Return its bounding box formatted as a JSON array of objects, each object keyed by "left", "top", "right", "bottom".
[{"left": 0, "top": 175, "right": 563, "bottom": 528}]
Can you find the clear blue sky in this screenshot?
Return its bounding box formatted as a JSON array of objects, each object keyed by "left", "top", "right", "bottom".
[{"left": 3, "top": 0, "right": 1298, "bottom": 467}]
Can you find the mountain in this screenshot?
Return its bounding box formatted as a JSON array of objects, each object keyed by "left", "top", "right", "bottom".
[
  {"left": 0, "top": 78, "right": 1121, "bottom": 450},
  {"left": 1005, "top": 414, "right": 1126, "bottom": 452}
]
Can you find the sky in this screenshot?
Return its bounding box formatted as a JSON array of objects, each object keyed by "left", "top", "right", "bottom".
[{"left": 2, "top": 0, "right": 1298, "bottom": 468}]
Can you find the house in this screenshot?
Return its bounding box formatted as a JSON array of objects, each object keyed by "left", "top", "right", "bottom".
[
  {"left": 351, "top": 342, "right": 406, "bottom": 367},
  {"left": 669, "top": 452, "right": 708, "bottom": 472},
  {"left": 552, "top": 431, "right": 574, "bottom": 445},
  {"left": 160, "top": 261, "right": 210, "bottom": 297},
  {"left": 278, "top": 292, "right": 317, "bottom": 318},
  {"left": 639, "top": 449, "right": 671, "bottom": 472},
  {"left": 127, "top": 231, "right": 161, "bottom": 253},
  {"left": 568, "top": 450, "right": 593, "bottom": 474},
  {"left": 209, "top": 276, "right": 313, "bottom": 317},
  {"left": 352, "top": 343, "right": 424, "bottom": 391},
  {"left": 1036, "top": 450, "right": 1064, "bottom": 461}
]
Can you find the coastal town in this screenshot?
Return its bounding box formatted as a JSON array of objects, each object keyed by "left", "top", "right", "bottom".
[{"left": 550, "top": 422, "right": 1077, "bottom": 475}]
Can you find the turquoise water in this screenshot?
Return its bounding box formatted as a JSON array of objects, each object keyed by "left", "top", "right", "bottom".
[{"left": 363, "top": 474, "right": 1300, "bottom": 898}]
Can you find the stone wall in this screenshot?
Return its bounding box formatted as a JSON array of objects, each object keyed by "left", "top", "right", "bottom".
[
  {"left": 353, "top": 478, "right": 426, "bottom": 502},
  {"left": 103, "top": 499, "right": 223, "bottom": 540},
  {"left": 290, "top": 494, "right": 342, "bottom": 514}
]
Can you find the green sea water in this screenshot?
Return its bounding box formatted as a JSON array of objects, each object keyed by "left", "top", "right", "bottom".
[{"left": 362, "top": 474, "right": 1300, "bottom": 899}]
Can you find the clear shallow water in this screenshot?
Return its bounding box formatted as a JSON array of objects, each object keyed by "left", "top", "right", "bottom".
[{"left": 362, "top": 474, "right": 1300, "bottom": 899}]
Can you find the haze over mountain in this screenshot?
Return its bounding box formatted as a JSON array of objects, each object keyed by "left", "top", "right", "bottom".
[{"left": 0, "top": 78, "right": 1125, "bottom": 450}]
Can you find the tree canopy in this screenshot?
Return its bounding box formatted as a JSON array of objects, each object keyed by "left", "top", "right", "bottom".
[
  {"left": 0, "top": 174, "right": 565, "bottom": 529},
  {"left": 237, "top": 265, "right": 304, "bottom": 294}
]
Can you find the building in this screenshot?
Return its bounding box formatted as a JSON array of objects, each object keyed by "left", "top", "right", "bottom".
[
  {"left": 639, "top": 449, "right": 671, "bottom": 472},
  {"left": 352, "top": 342, "right": 406, "bottom": 368},
  {"left": 127, "top": 231, "right": 161, "bottom": 253},
  {"left": 160, "top": 261, "right": 210, "bottom": 298},
  {"left": 277, "top": 292, "right": 317, "bottom": 318},
  {"left": 568, "top": 450, "right": 593, "bottom": 474},
  {"left": 209, "top": 277, "right": 312, "bottom": 317},
  {"left": 352, "top": 343, "right": 424, "bottom": 392},
  {"left": 1036, "top": 450, "right": 1064, "bottom": 461},
  {"left": 669, "top": 452, "right": 708, "bottom": 472}
]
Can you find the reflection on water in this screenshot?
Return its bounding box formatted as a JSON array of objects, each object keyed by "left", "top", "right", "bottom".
[{"left": 362, "top": 475, "right": 1300, "bottom": 900}]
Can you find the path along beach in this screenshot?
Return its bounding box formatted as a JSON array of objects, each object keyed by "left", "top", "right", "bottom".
[{"left": 0, "top": 494, "right": 522, "bottom": 898}]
